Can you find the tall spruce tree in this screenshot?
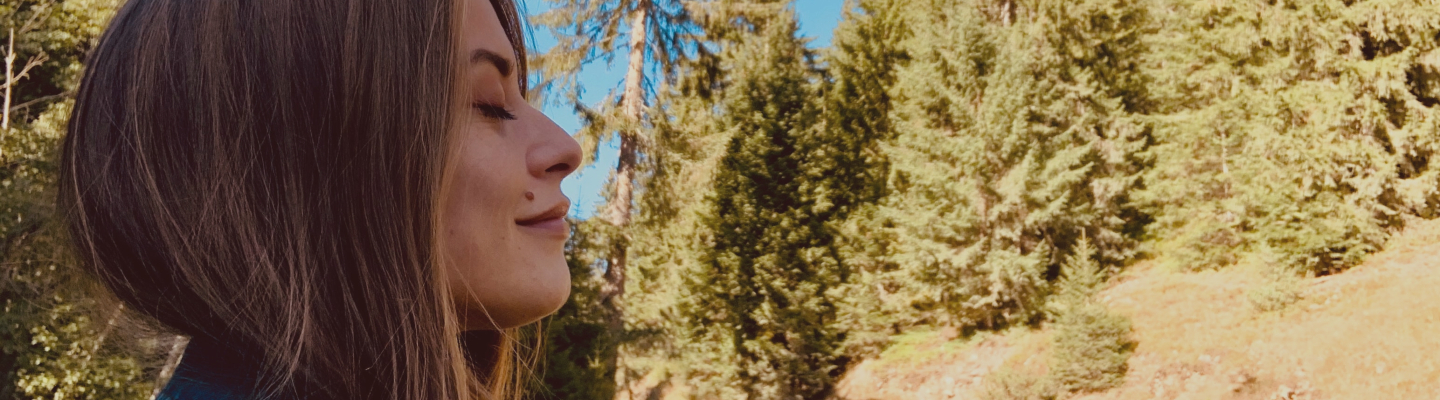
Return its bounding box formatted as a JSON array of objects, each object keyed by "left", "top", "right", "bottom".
[
  {"left": 609, "top": 31, "right": 739, "bottom": 400},
  {"left": 877, "top": 0, "right": 1152, "bottom": 330},
  {"left": 531, "top": 0, "right": 699, "bottom": 357},
  {"left": 680, "top": 9, "right": 846, "bottom": 399},
  {"left": 536, "top": 1, "right": 810, "bottom": 397},
  {"left": 530, "top": 1, "right": 707, "bottom": 396},
  {"left": 881, "top": 0, "right": 1042, "bottom": 330},
  {"left": 822, "top": 0, "right": 914, "bottom": 359}
]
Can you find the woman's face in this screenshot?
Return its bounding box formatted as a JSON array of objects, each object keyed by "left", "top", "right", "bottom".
[{"left": 443, "top": 0, "right": 582, "bottom": 330}]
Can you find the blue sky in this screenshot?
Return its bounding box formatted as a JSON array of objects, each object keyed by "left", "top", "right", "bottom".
[{"left": 520, "top": 0, "right": 848, "bottom": 219}]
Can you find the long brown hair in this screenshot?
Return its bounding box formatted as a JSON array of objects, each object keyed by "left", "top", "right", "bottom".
[{"left": 57, "top": 0, "right": 532, "bottom": 398}]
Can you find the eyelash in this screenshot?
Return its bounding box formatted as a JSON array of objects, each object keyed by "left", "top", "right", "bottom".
[{"left": 472, "top": 102, "right": 517, "bottom": 120}]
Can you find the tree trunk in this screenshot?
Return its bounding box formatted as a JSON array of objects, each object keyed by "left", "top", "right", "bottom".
[
  {"left": 604, "top": 4, "right": 648, "bottom": 399},
  {"left": 983, "top": 0, "right": 1015, "bottom": 26},
  {"left": 4, "top": 28, "right": 16, "bottom": 131},
  {"left": 601, "top": 0, "right": 647, "bottom": 325}
]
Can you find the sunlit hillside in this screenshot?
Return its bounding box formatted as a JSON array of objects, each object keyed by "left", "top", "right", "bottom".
[{"left": 833, "top": 217, "right": 1440, "bottom": 400}]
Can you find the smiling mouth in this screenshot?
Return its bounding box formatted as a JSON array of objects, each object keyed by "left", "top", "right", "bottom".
[
  {"left": 516, "top": 202, "right": 568, "bottom": 225},
  {"left": 516, "top": 201, "right": 570, "bottom": 238}
]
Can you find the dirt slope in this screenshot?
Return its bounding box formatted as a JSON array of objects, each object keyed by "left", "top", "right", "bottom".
[{"left": 835, "top": 219, "right": 1440, "bottom": 400}]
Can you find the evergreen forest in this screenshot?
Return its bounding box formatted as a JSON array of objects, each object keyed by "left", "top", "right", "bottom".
[{"left": 4, "top": 0, "right": 1440, "bottom": 399}]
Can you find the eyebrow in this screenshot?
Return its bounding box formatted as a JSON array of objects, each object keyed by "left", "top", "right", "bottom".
[{"left": 470, "top": 49, "right": 514, "bottom": 77}]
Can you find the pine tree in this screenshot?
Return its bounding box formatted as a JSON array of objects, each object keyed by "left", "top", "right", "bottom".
[
  {"left": 680, "top": 10, "right": 846, "bottom": 399},
  {"left": 1046, "top": 237, "right": 1134, "bottom": 394},
  {"left": 574, "top": 1, "right": 800, "bottom": 397},
  {"left": 822, "top": 0, "right": 915, "bottom": 360},
  {"left": 608, "top": 27, "right": 738, "bottom": 400},
  {"left": 877, "top": 0, "right": 1152, "bottom": 331},
  {"left": 880, "top": 0, "right": 1012, "bottom": 330},
  {"left": 530, "top": 1, "right": 710, "bottom": 396},
  {"left": 531, "top": 0, "right": 700, "bottom": 363},
  {"left": 1028, "top": 0, "right": 1154, "bottom": 263},
  {"left": 817, "top": 0, "right": 908, "bottom": 212}
]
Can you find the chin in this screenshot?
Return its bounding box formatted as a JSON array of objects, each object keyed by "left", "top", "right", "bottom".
[
  {"left": 490, "top": 284, "right": 569, "bottom": 329},
  {"left": 457, "top": 256, "right": 571, "bottom": 330},
  {"left": 528, "top": 255, "right": 573, "bottom": 320}
]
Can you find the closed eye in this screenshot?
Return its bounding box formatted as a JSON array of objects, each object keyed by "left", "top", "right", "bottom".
[{"left": 472, "top": 102, "right": 517, "bottom": 121}]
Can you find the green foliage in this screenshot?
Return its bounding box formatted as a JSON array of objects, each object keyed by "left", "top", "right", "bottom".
[
  {"left": 531, "top": 0, "right": 1440, "bottom": 397},
  {"left": 1245, "top": 246, "right": 1304, "bottom": 313},
  {"left": 819, "top": 0, "right": 908, "bottom": 212},
  {"left": 530, "top": 0, "right": 699, "bottom": 164},
  {"left": 1247, "top": 273, "right": 1303, "bottom": 313},
  {"left": 822, "top": 0, "right": 913, "bottom": 359},
  {"left": 879, "top": 0, "right": 1032, "bottom": 331},
  {"left": 871, "top": 0, "right": 1152, "bottom": 332},
  {"left": 1048, "top": 297, "right": 1134, "bottom": 394},
  {"left": 975, "top": 240, "right": 1132, "bottom": 399},
  {"left": 1137, "top": 0, "right": 1440, "bottom": 274},
  {"left": 1045, "top": 238, "right": 1134, "bottom": 394},
  {"left": 612, "top": 47, "right": 734, "bottom": 400},
  {"left": 979, "top": 368, "right": 1055, "bottom": 400},
  {"left": 679, "top": 11, "right": 846, "bottom": 399},
  {"left": 0, "top": 1, "right": 157, "bottom": 399}
]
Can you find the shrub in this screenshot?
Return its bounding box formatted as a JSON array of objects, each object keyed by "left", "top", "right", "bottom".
[
  {"left": 1248, "top": 267, "right": 1303, "bottom": 314},
  {"left": 980, "top": 368, "right": 1055, "bottom": 400},
  {"left": 1048, "top": 301, "right": 1135, "bottom": 393},
  {"left": 1046, "top": 238, "right": 1136, "bottom": 394}
]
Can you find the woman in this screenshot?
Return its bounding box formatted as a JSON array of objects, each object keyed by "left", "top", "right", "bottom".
[{"left": 57, "top": 0, "right": 581, "bottom": 397}]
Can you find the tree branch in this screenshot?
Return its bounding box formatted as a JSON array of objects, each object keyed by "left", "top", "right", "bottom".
[{"left": 6, "top": 90, "right": 70, "bottom": 114}]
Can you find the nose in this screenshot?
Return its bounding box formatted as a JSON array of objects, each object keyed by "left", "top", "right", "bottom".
[{"left": 525, "top": 107, "right": 582, "bottom": 181}]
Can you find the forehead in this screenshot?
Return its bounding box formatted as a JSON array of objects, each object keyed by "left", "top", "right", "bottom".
[{"left": 459, "top": 0, "right": 514, "bottom": 61}]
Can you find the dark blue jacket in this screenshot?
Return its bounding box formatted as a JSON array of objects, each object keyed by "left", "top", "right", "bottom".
[{"left": 154, "top": 338, "right": 261, "bottom": 400}]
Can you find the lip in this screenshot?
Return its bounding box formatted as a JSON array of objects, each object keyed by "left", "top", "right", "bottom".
[{"left": 516, "top": 201, "right": 570, "bottom": 239}]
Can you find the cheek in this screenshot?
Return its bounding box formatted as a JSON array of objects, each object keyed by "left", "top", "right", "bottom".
[
  {"left": 440, "top": 129, "right": 570, "bottom": 329},
  {"left": 445, "top": 146, "right": 512, "bottom": 253},
  {"left": 443, "top": 137, "right": 517, "bottom": 291}
]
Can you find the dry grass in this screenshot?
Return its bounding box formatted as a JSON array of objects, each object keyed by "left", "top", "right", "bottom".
[
  {"left": 837, "top": 218, "right": 1440, "bottom": 400},
  {"left": 833, "top": 327, "right": 1050, "bottom": 400},
  {"left": 1097, "top": 218, "right": 1440, "bottom": 400}
]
